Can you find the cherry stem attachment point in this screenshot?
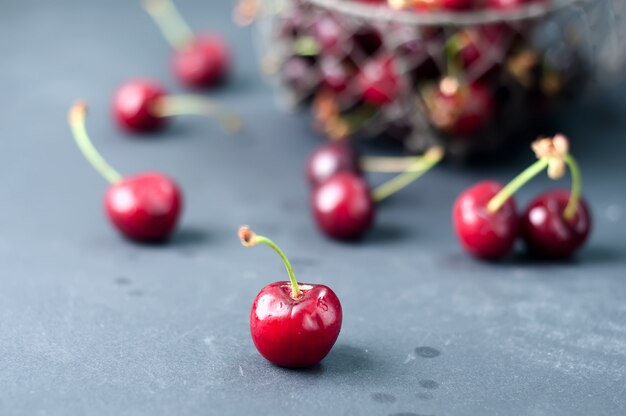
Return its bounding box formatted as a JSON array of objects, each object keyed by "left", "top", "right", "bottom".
[
  {"left": 152, "top": 95, "right": 242, "bottom": 134},
  {"left": 239, "top": 226, "right": 301, "bottom": 299},
  {"left": 486, "top": 157, "right": 549, "bottom": 214},
  {"left": 372, "top": 147, "right": 444, "bottom": 203},
  {"left": 563, "top": 154, "right": 582, "bottom": 221},
  {"left": 142, "top": 0, "right": 194, "bottom": 50},
  {"left": 68, "top": 102, "right": 123, "bottom": 185}
]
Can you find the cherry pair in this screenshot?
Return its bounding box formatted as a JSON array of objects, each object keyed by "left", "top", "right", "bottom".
[
  {"left": 453, "top": 134, "right": 591, "bottom": 260},
  {"left": 306, "top": 141, "right": 444, "bottom": 240}
]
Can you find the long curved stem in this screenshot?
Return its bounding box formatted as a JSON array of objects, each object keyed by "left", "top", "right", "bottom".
[
  {"left": 372, "top": 147, "right": 444, "bottom": 203},
  {"left": 142, "top": 0, "right": 194, "bottom": 50},
  {"left": 239, "top": 227, "right": 300, "bottom": 299},
  {"left": 563, "top": 154, "right": 582, "bottom": 220},
  {"left": 361, "top": 156, "right": 419, "bottom": 173},
  {"left": 486, "top": 158, "right": 549, "bottom": 214},
  {"left": 152, "top": 95, "right": 242, "bottom": 133},
  {"left": 68, "top": 102, "right": 123, "bottom": 185}
]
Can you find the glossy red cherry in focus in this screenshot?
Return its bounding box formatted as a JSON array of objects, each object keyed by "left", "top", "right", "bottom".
[
  {"left": 240, "top": 226, "right": 342, "bottom": 368},
  {"left": 521, "top": 189, "right": 591, "bottom": 258},
  {"left": 113, "top": 79, "right": 168, "bottom": 133},
  {"left": 172, "top": 34, "right": 230, "bottom": 89},
  {"left": 453, "top": 181, "right": 519, "bottom": 260},
  {"left": 306, "top": 141, "right": 361, "bottom": 187},
  {"left": 357, "top": 55, "right": 401, "bottom": 106},
  {"left": 105, "top": 173, "right": 182, "bottom": 242},
  {"left": 69, "top": 102, "right": 183, "bottom": 243},
  {"left": 312, "top": 172, "right": 375, "bottom": 240}
]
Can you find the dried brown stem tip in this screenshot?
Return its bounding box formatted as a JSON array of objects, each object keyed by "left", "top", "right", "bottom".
[
  {"left": 531, "top": 134, "right": 570, "bottom": 179},
  {"left": 239, "top": 226, "right": 257, "bottom": 247},
  {"left": 69, "top": 101, "right": 88, "bottom": 125}
]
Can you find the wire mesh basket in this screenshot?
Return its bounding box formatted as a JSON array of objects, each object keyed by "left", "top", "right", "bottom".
[{"left": 246, "top": 0, "right": 625, "bottom": 158}]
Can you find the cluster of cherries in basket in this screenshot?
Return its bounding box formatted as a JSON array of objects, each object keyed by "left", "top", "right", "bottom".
[
  {"left": 70, "top": 0, "right": 236, "bottom": 243},
  {"left": 454, "top": 134, "right": 591, "bottom": 260},
  {"left": 245, "top": 0, "right": 575, "bottom": 152}
]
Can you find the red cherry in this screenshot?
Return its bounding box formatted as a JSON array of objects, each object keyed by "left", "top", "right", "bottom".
[
  {"left": 441, "top": 0, "right": 476, "bottom": 10},
  {"left": 319, "top": 58, "right": 352, "bottom": 94},
  {"left": 70, "top": 103, "right": 183, "bottom": 243},
  {"left": 105, "top": 173, "right": 183, "bottom": 242},
  {"left": 312, "top": 172, "right": 375, "bottom": 240},
  {"left": 172, "top": 35, "right": 230, "bottom": 89},
  {"left": 250, "top": 282, "right": 342, "bottom": 368},
  {"left": 357, "top": 55, "right": 401, "bottom": 106},
  {"left": 427, "top": 77, "right": 494, "bottom": 137},
  {"left": 306, "top": 142, "right": 361, "bottom": 187},
  {"left": 310, "top": 15, "right": 347, "bottom": 56},
  {"left": 113, "top": 80, "right": 167, "bottom": 133},
  {"left": 453, "top": 181, "right": 519, "bottom": 260},
  {"left": 521, "top": 190, "right": 591, "bottom": 258},
  {"left": 240, "top": 227, "right": 342, "bottom": 368}
]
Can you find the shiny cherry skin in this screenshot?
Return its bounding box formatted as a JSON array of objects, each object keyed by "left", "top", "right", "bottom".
[
  {"left": 521, "top": 190, "right": 591, "bottom": 259},
  {"left": 112, "top": 80, "right": 167, "bottom": 133},
  {"left": 442, "top": 0, "right": 476, "bottom": 10},
  {"left": 172, "top": 34, "right": 230, "bottom": 89},
  {"left": 453, "top": 181, "right": 519, "bottom": 260},
  {"left": 250, "top": 281, "right": 342, "bottom": 368},
  {"left": 312, "top": 172, "right": 375, "bottom": 240},
  {"left": 104, "top": 173, "right": 182, "bottom": 242},
  {"left": 306, "top": 142, "right": 361, "bottom": 187},
  {"left": 429, "top": 79, "right": 494, "bottom": 137},
  {"left": 357, "top": 55, "right": 401, "bottom": 106}
]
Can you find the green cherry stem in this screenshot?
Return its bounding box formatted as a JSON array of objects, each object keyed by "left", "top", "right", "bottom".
[
  {"left": 239, "top": 226, "right": 301, "bottom": 299},
  {"left": 151, "top": 95, "right": 243, "bottom": 133},
  {"left": 142, "top": 0, "right": 194, "bottom": 50},
  {"left": 563, "top": 154, "right": 582, "bottom": 221},
  {"left": 372, "top": 147, "right": 444, "bottom": 203},
  {"left": 486, "top": 158, "right": 549, "bottom": 214},
  {"left": 68, "top": 102, "right": 123, "bottom": 185}
]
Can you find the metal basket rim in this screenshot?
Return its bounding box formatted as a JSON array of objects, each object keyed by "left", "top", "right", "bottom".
[{"left": 302, "top": 0, "right": 590, "bottom": 25}]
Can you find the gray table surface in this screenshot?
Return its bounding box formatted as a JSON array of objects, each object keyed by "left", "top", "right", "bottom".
[{"left": 1, "top": 1, "right": 625, "bottom": 415}]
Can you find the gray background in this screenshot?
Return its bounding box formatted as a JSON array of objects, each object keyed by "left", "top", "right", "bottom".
[{"left": 1, "top": 1, "right": 625, "bottom": 415}]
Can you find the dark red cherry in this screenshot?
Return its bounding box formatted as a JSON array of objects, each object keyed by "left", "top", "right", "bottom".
[
  {"left": 319, "top": 58, "right": 352, "bottom": 94},
  {"left": 427, "top": 77, "right": 494, "bottom": 137},
  {"left": 311, "top": 14, "right": 347, "bottom": 56},
  {"left": 357, "top": 55, "right": 401, "bottom": 106},
  {"left": 105, "top": 173, "right": 183, "bottom": 242},
  {"left": 306, "top": 141, "right": 361, "bottom": 187},
  {"left": 521, "top": 190, "right": 591, "bottom": 258},
  {"left": 453, "top": 181, "right": 519, "bottom": 260},
  {"left": 250, "top": 282, "right": 342, "bottom": 368},
  {"left": 172, "top": 34, "right": 230, "bottom": 89},
  {"left": 352, "top": 26, "right": 383, "bottom": 57},
  {"left": 442, "top": 0, "right": 476, "bottom": 10},
  {"left": 112, "top": 80, "right": 167, "bottom": 133},
  {"left": 312, "top": 172, "right": 375, "bottom": 240}
]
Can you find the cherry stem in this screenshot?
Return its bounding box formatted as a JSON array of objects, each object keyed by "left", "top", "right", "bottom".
[
  {"left": 372, "top": 147, "right": 444, "bottom": 203},
  {"left": 361, "top": 156, "right": 422, "bottom": 173},
  {"left": 152, "top": 95, "right": 242, "bottom": 134},
  {"left": 68, "top": 102, "right": 123, "bottom": 185},
  {"left": 239, "top": 226, "right": 301, "bottom": 299},
  {"left": 142, "top": 0, "right": 194, "bottom": 50},
  {"left": 486, "top": 158, "right": 549, "bottom": 214},
  {"left": 563, "top": 154, "right": 582, "bottom": 221}
]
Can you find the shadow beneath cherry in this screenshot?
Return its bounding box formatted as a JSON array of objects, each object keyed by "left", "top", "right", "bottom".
[
  {"left": 510, "top": 245, "right": 625, "bottom": 267},
  {"left": 170, "top": 226, "right": 212, "bottom": 247},
  {"left": 364, "top": 223, "right": 413, "bottom": 245}
]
